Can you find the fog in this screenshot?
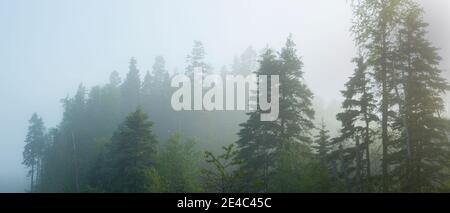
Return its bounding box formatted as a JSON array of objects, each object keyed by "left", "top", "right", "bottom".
[{"left": 0, "top": 0, "right": 448, "bottom": 192}]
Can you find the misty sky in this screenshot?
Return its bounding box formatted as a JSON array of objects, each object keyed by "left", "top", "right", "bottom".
[{"left": 0, "top": 0, "right": 448, "bottom": 192}]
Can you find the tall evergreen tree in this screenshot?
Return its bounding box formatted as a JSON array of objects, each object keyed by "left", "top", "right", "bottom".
[
  {"left": 58, "top": 83, "right": 87, "bottom": 192},
  {"left": 232, "top": 46, "right": 258, "bottom": 76},
  {"left": 236, "top": 36, "right": 315, "bottom": 192},
  {"left": 121, "top": 58, "right": 141, "bottom": 117},
  {"left": 390, "top": 3, "right": 450, "bottom": 192},
  {"left": 351, "top": 0, "right": 408, "bottom": 191},
  {"left": 313, "top": 120, "right": 333, "bottom": 168},
  {"left": 335, "top": 57, "right": 378, "bottom": 191},
  {"left": 141, "top": 70, "right": 152, "bottom": 104},
  {"left": 186, "top": 41, "right": 210, "bottom": 76},
  {"left": 151, "top": 56, "right": 170, "bottom": 92},
  {"left": 107, "top": 109, "right": 158, "bottom": 192},
  {"left": 140, "top": 56, "right": 174, "bottom": 140},
  {"left": 277, "top": 35, "right": 315, "bottom": 146},
  {"left": 236, "top": 48, "right": 280, "bottom": 192},
  {"left": 109, "top": 70, "right": 122, "bottom": 87},
  {"left": 23, "top": 113, "right": 46, "bottom": 192}
]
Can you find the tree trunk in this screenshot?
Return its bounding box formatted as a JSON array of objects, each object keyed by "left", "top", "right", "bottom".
[
  {"left": 339, "top": 144, "right": 351, "bottom": 192},
  {"left": 380, "top": 21, "right": 390, "bottom": 192},
  {"left": 30, "top": 163, "right": 35, "bottom": 193},
  {"left": 355, "top": 135, "right": 363, "bottom": 192},
  {"left": 381, "top": 68, "right": 389, "bottom": 192},
  {"left": 362, "top": 71, "right": 372, "bottom": 191}
]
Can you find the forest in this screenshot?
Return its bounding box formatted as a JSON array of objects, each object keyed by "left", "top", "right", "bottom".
[{"left": 21, "top": 0, "right": 450, "bottom": 193}]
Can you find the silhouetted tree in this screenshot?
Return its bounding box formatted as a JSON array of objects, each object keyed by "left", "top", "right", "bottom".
[{"left": 23, "top": 113, "right": 46, "bottom": 192}]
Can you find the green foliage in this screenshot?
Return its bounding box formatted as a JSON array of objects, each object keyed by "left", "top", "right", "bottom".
[
  {"left": 25, "top": 7, "right": 450, "bottom": 192},
  {"left": 202, "top": 144, "right": 243, "bottom": 192},
  {"left": 186, "top": 41, "right": 210, "bottom": 76},
  {"left": 23, "top": 113, "right": 46, "bottom": 192},
  {"left": 333, "top": 57, "right": 378, "bottom": 192},
  {"left": 143, "top": 167, "right": 165, "bottom": 192},
  {"left": 349, "top": 0, "right": 450, "bottom": 192},
  {"left": 157, "top": 134, "right": 202, "bottom": 192},
  {"left": 121, "top": 58, "right": 141, "bottom": 117},
  {"left": 313, "top": 120, "right": 333, "bottom": 167},
  {"left": 236, "top": 36, "right": 316, "bottom": 192},
  {"left": 270, "top": 142, "right": 333, "bottom": 192},
  {"left": 107, "top": 109, "right": 158, "bottom": 192},
  {"left": 388, "top": 3, "right": 450, "bottom": 192}
]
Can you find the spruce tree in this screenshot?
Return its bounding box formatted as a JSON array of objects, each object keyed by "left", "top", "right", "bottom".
[
  {"left": 236, "top": 36, "right": 315, "bottom": 192},
  {"left": 109, "top": 70, "right": 122, "bottom": 87},
  {"left": 351, "top": 0, "right": 408, "bottom": 192},
  {"left": 186, "top": 41, "right": 210, "bottom": 76},
  {"left": 235, "top": 48, "right": 280, "bottom": 192},
  {"left": 108, "top": 109, "right": 158, "bottom": 192},
  {"left": 335, "top": 57, "right": 378, "bottom": 191},
  {"left": 121, "top": 58, "right": 141, "bottom": 117},
  {"left": 390, "top": 3, "right": 450, "bottom": 192},
  {"left": 313, "top": 120, "right": 332, "bottom": 168},
  {"left": 141, "top": 70, "right": 152, "bottom": 105}
]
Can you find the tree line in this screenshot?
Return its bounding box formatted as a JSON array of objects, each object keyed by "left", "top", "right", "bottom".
[{"left": 23, "top": 0, "right": 450, "bottom": 192}]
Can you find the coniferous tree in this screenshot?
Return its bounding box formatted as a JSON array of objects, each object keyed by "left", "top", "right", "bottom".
[
  {"left": 107, "top": 109, "right": 158, "bottom": 192},
  {"left": 101, "top": 71, "right": 122, "bottom": 134},
  {"left": 236, "top": 36, "right": 315, "bottom": 192},
  {"left": 277, "top": 35, "right": 315, "bottom": 145},
  {"left": 141, "top": 70, "right": 152, "bottom": 106},
  {"left": 313, "top": 120, "right": 333, "bottom": 168},
  {"left": 151, "top": 56, "right": 170, "bottom": 92},
  {"left": 109, "top": 70, "right": 122, "bottom": 87},
  {"left": 235, "top": 48, "right": 280, "bottom": 192},
  {"left": 335, "top": 57, "right": 378, "bottom": 191},
  {"left": 144, "top": 56, "right": 173, "bottom": 140},
  {"left": 351, "top": 0, "right": 409, "bottom": 192},
  {"left": 23, "top": 113, "right": 46, "bottom": 192},
  {"left": 390, "top": 3, "right": 450, "bottom": 192},
  {"left": 186, "top": 41, "right": 210, "bottom": 76},
  {"left": 58, "top": 84, "right": 87, "bottom": 192},
  {"left": 232, "top": 46, "right": 258, "bottom": 76},
  {"left": 181, "top": 41, "right": 219, "bottom": 144},
  {"left": 121, "top": 58, "right": 141, "bottom": 117}
]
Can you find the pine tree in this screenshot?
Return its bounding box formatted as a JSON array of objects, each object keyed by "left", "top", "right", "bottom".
[
  {"left": 109, "top": 70, "right": 122, "bottom": 87},
  {"left": 232, "top": 46, "right": 258, "bottom": 76},
  {"left": 38, "top": 84, "right": 90, "bottom": 192},
  {"left": 335, "top": 57, "right": 378, "bottom": 191},
  {"left": 23, "top": 113, "right": 46, "bottom": 192},
  {"left": 101, "top": 71, "right": 122, "bottom": 134},
  {"left": 236, "top": 36, "right": 315, "bottom": 192},
  {"left": 151, "top": 56, "right": 170, "bottom": 92},
  {"left": 107, "top": 109, "right": 158, "bottom": 192},
  {"left": 186, "top": 41, "right": 210, "bottom": 76},
  {"left": 351, "top": 0, "right": 409, "bottom": 192},
  {"left": 235, "top": 48, "right": 280, "bottom": 192},
  {"left": 390, "top": 3, "right": 450, "bottom": 192},
  {"left": 121, "top": 58, "right": 141, "bottom": 117},
  {"left": 313, "top": 120, "right": 332, "bottom": 168},
  {"left": 278, "top": 35, "right": 315, "bottom": 145},
  {"left": 141, "top": 70, "right": 152, "bottom": 104}
]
